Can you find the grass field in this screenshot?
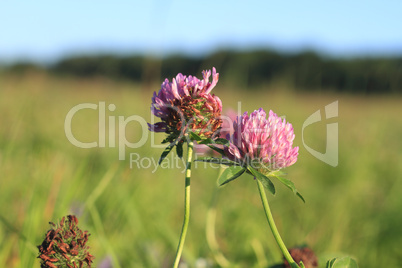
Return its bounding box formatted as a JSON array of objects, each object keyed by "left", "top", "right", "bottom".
[{"left": 0, "top": 72, "right": 401, "bottom": 267}]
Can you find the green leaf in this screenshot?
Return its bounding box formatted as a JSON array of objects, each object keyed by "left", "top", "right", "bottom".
[
  {"left": 189, "top": 132, "right": 229, "bottom": 147},
  {"left": 195, "top": 156, "right": 220, "bottom": 163},
  {"left": 158, "top": 143, "right": 175, "bottom": 165},
  {"left": 207, "top": 145, "right": 225, "bottom": 156},
  {"left": 189, "top": 132, "right": 202, "bottom": 141},
  {"left": 195, "top": 157, "right": 240, "bottom": 166},
  {"left": 199, "top": 138, "right": 214, "bottom": 145},
  {"left": 218, "top": 166, "right": 246, "bottom": 186},
  {"left": 269, "top": 170, "right": 287, "bottom": 177},
  {"left": 333, "top": 257, "right": 358, "bottom": 268},
  {"left": 161, "top": 137, "right": 171, "bottom": 144},
  {"left": 199, "top": 137, "right": 229, "bottom": 146},
  {"left": 326, "top": 257, "right": 358, "bottom": 268},
  {"left": 299, "top": 261, "right": 306, "bottom": 268},
  {"left": 248, "top": 167, "right": 275, "bottom": 195},
  {"left": 326, "top": 258, "right": 337, "bottom": 268},
  {"left": 273, "top": 175, "right": 305, "bottom": 203},
  {"left": 176, "top": 142, "right": 183, "bottom": 158},
  {"left": 214, "top": 138, "right": 229, "bottom": 146}
]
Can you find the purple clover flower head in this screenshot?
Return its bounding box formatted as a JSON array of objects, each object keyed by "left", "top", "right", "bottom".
[
  {"left": 148, "top": 68, "right": 222, "bottom": 143},
  {"left": 225, "top": 108, "right": 299, "bottom": 172}
]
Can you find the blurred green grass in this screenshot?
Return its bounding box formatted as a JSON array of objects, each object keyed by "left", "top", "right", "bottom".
[{"left": 0, "top": 73, "right": 401, "bottom": 267}]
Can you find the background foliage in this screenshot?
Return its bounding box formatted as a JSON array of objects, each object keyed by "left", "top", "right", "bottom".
[{"left": 3, "top": 49, "right": 402, "bottom": 94}]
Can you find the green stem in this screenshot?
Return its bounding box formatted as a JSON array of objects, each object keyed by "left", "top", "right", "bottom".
[
  {"left": 256, "top": 179, "right": 299, "bottom": 268},
  {"left": 173, "top": 141, "right": 193, "bottom": 268}
]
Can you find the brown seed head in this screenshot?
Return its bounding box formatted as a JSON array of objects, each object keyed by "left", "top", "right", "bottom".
[
  {"left": 37, "top": 215, "right": 94, "bottom": 268},
  {"left": 284, "top": 246, "right": 318, "bottom": 268}
]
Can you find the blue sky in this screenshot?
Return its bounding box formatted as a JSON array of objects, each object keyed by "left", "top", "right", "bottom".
[{"left": 1, "top": 0, "right": 401, "bottom": 63}]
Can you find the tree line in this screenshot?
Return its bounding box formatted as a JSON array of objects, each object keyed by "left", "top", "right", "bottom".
[{"left": 3, "top": 49, "right": 402, "bottom": 94}]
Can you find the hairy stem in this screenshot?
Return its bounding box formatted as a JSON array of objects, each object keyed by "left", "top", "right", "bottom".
[
  {"left": 256, "top": 179, "right": 299, "bottom": 268},
  {"left": 173, "top": 141, "right": 193, "bottom": 268}
]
